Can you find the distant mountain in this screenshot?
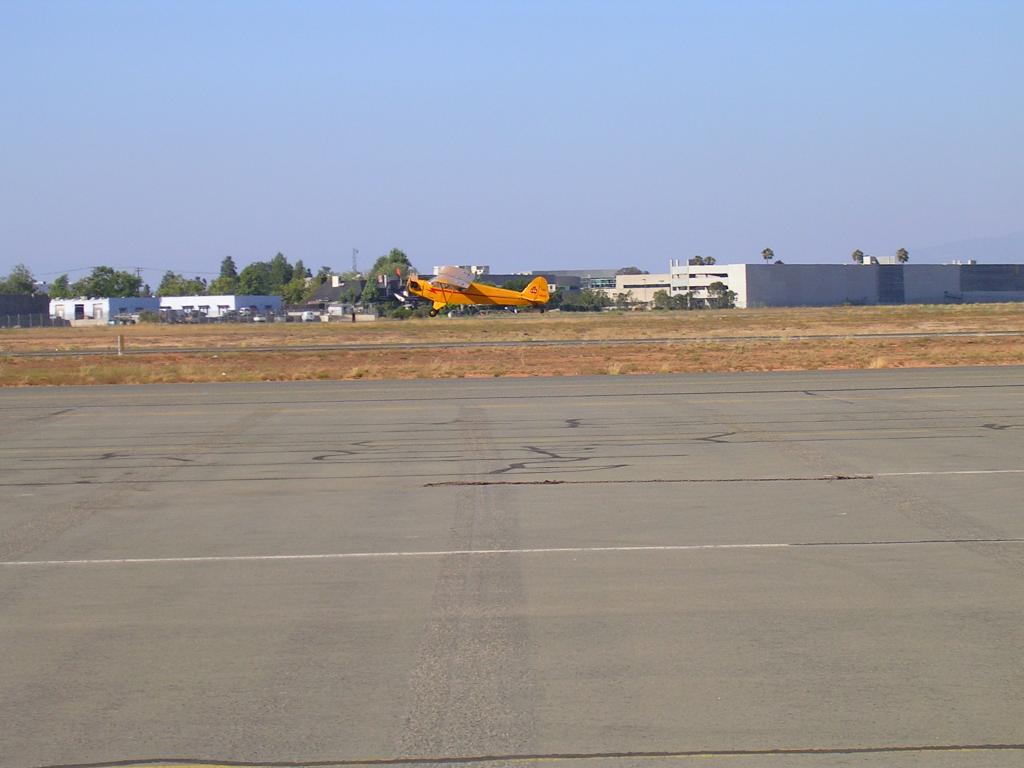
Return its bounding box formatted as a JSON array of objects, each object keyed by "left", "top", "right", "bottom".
[{"left": 912, "top": 231, "right": 1024, "bottom": 263}]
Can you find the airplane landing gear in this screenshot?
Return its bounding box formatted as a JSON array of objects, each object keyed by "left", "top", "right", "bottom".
[{"left": 429, "top": 308, "right": 439, "bottom": 317}]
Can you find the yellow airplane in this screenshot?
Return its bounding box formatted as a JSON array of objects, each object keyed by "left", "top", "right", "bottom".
[{"left": 402, "top": 266, "right": 550, "bottom": 316}]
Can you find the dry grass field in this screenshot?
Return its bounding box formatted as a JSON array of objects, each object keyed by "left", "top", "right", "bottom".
[
  {"left": 2, "top": 304, "right": 1023, "bottom": 386},
  {"left": 4, "top": 303, "right": 1024, "bottom": 352}
]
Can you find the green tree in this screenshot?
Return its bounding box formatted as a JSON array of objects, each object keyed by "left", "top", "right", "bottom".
[
  {"left": 219, "top": 255, "right": 238, "bottom": 279},
  {"left": 157, "top": 271, "right": 207, "bottom": 296},
  {"left": 671, "top": 292, "right": 693, "bottom": 310},
  {"left": 560, "top": 288, "right": 611, "bottom": 312},
  {"left": 761, "top": 247, "right": 775, "bottom": 264},
  {"left": 361, "top": 248, "right": 415, "bottom": 303},
  {"left": 616, "top": 266, "right": 648, "bottom": 275},
  {"left": 179, "top": 274, "right": 207, "bottom": 295},
  {"left": 70, "top": 266, "right": 143, "bottom": 297},
  {"left": 232, "top": 255, "right": 293, "bottom": 297},
  {"left": 896, "top": 247, "right": 909, "bottom": 263},
  {"left": 851, "top": 249, "right": 865, "bottom": 264},
  {"left": 707, "top": 281, "right": 737, "bottom": 309},
  {"left": 48, "top": 274, "right": 73, "bottom": 298},
  {"left": 652, "top": 289, "right": 672, "bottom": 310},
  {"left": 614, "top": 290, "right": 634, "bottom": 310},
  {"left": 281, "top": 268, "right": 309, "bottom": 305},
  {"left": 268, "top": 252, "right": 293, "bottom": 292},
  {"left": 238, "top": 262, "right": 273, "bottom": 294},
  {"left": 280, "top": 259, "right": 313, "bottom": 304},
  {"left": 281, "top": 280, "right": 306, "bottom": 305},
  {"left": 156, "top": 271, "right": 176, "bottom": 295},
  {"left": 208, "top": 275, "right": 239, "bottom": 294},
  {"left": 0, "top": 263, "right": 38, "bottom": 294}
]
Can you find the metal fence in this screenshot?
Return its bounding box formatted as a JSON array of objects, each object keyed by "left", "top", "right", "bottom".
[
  {"left": 0, "top": 313, "right": 71, "bottom": 329},
  {"left": 144, "top": 307, "right": 371, "bottom": 324},
  {"left": 0, "top": 309, "right": 374, "bottom": 328},
  {"left": 150, "top": 310, "right": 291, "bottom": 324}
]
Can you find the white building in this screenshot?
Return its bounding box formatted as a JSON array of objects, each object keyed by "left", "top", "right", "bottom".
[
  {"left": 433, "top": 265, "right": 489, "bottom": 276},
  {"left": 50, "top": 294, "right": 282, "bottom": 324},
  {"left": 667, "top": 261, "right": 1024, "bottom": 308},
  {"left": 669, "top": 261, "right": 747, "bottom": 307},
  {"left": 157, "top": 294, "right": 282, "bottom": 318},
  {"left": 610, "top": 273, "right": 673, "bottom": 304},
  {"left": 49, "top": 296, "right": 161, "bottom": 324}
]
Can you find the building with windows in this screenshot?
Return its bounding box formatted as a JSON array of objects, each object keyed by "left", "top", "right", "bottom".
[
  {"left": 668, "top": 261, "right": 1024, "bottom": 308},
  {"left": 541, "top": 269, "right": 619, "bottom": 291},
  {"left": 611, "top": 273, "right": 672, "bottom": 304},
  {"left": 669, "top": 261, "right": 747, "bottom": 307},
  {"left": 475, "top": 273, "right": 582, "bottom": 294},
  {"left": 50, "top": 294, "right": 282, "bottom": 324},
  {"left": 49, "top": 296, "right": 160, "bottom": 324},
  {"left": 157, "top": 294, "right": 282, "bottom": 318}
]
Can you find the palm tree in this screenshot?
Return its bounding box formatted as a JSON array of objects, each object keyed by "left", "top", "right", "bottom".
[
  {"left": 896, "top": 248, "right": 909, "bottom": 263},
  {"left": 851, "top": 249, "right": 865, "bottom": 264},
  {"left": 761, "top": 247, "right": 774, "bottom": 264}
]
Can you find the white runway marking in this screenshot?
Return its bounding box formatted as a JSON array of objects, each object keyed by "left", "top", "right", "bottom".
[
  {"left": 2, "top": 539, "right": 1022, "bottom": 568},
  {"left": 879, "top": 469, "right": 1024, "bottom": 477}
]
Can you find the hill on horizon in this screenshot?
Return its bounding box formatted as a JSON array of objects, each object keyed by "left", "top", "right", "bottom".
[{"left": 912, "top": 231, "right": 1024, "bottom": 264}]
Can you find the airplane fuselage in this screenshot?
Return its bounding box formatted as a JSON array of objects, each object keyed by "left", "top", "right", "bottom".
[{"left": 407, "top": 279, "right": 543, "bottom": 308}]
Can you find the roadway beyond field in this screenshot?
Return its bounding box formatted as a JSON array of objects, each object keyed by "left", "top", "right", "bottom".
[{"left": 2, "top": 368, "right": 1024, "bottom": 767}]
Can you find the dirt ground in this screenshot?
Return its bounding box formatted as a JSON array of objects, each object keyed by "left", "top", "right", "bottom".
[
  {"left": 3, "top": 303, "right": 1024, "bottom": 356},
  {"left": 2, "top": 335, "right": 1023, "bottom": 387}
]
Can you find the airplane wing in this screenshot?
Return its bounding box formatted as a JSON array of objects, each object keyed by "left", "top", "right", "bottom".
[{"left": 431, "top": 266, "right": 473, "bottom": 290}]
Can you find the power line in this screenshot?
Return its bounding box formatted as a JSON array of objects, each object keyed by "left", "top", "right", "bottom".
[
  {"left": 34, "top": 266, "right": 221, "bottom": 277},
  {"left": 33, "top": 266, "right": 97, "bottom": 276}
]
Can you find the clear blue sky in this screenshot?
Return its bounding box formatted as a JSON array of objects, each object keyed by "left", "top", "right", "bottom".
[{"left": 2, "top": 0, "right": 1021, "bottom": 281}]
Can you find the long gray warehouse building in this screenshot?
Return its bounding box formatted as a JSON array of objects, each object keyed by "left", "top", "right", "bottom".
[{"left": 669, "top": 263, "right": 1024, "bottom": 308}]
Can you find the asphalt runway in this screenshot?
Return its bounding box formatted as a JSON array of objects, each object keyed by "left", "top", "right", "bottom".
[{"left": 2, "top": 368, "right": 1024, "bottom": 768}]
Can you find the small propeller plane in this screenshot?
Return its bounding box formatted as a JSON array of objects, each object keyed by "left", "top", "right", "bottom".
[{"left": 399, "top": 266, "right": 550, "bottom": 316}]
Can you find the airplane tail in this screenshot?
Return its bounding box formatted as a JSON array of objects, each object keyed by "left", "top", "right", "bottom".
[{"left": 521, "top": 276, "right": 550, "bottom": 304}]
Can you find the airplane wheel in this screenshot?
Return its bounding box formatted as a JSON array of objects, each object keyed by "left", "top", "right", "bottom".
[{"left": 429, "top": 309, "right": 439, "bottom": 317}]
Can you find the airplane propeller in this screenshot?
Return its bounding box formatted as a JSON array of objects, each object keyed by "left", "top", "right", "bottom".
[{"left": 394, "top": 271, "right": 417, "bottom": 304}]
